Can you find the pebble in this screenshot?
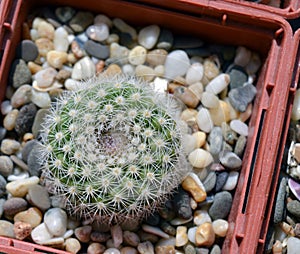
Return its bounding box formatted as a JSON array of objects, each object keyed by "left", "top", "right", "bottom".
[
  {"left": 123, "top": 231, "right": 140, "bottom": 247},
  {"left": 201, "top": 91, "right": 219, "bottom": 109},
  {"left": 219, "top": 151, "right": 242, "bottom": 169},
  {"left": 195, "top": 223, "right": 215, "bottom": 247},
  {"left": 84, "top": 40, "right": 109, "bottom": 59},
  {"left": 65, "top": 238, "right": 81, "bottom": 254},
  {"left": 196, "top": 107, "right": 214, "bottom": 133},
  {"left": 27, "top": 142, "right": 43, "bottom": 176},
  {"left": 0, "top": 156, "right": 13, "bottom": 177},
  {"left": 0, "top": 220, "right": 15, "bottom": 238},
  {"left": 94, "top": 14, "right": 112, "bottom": 27},
  {"left": 1, "top": 100, "right": 12, "bottom": 115},
  {"left": 104, "top": 248, "right": 121, "bottom": 254},
  {"left": 74, "top": 225, "right": 92, "bottom": 243},
  {"left": 31, "top": 222, "right": 53, "bottom": 244},
  {"left": 176, "top": 226, "right": 188, "bottom": 247},
  {"left": 21, "top": 139, "right": 39, "bottom": 163},
  {"left": 6, "top": 176, "right": 39, "bottom": 197},
  {"left": 14, "top": 221, "right": 32, "bottom": 240},
  {"left": 142, "top": 224, "right": 169, "bottom": 239},
  {"left": 90, "top": 231, "right": 111, "bottom": 242},
  {"left": 230, "top": 119, "right": 248, "bottom": 136},
  {"left": 37, "top": 21, "right": 55, "bottom": 40},
  {"left": 234, "top": 46, "right": 251, "bottom": 67},
  {"left": 44, "top": 208, "right": 67, "bottom": 236},
  {"left": 138, "top": 25, "right": 160, "bottom": 49},
  {"left": 14, "top": 207, "right": 43, "bottom": 228},
  {"left": 109, "top": 42, "right": 129, "bottom": 65},
  {"left": 193, "top": 210, "right": 212, "bottom": 226},
  {"left": 209, "top": 191, "right": 232, "bottom": 220},
  {"left": 227, "top": 65, "right": 248, "bottom": 89},
  {"left": 287, "top": 200, "right": 300, "bottom": 218},
  {"left": 157, "top": 28, "right": 173, "bottom": 50},
  {"left": 182, "top": 134, "right": 197, "bottom": 155},
  {"left": 35, "top": 67, "right": 57, "bottom": 88},
  {"left": 16, "top": 40, "right": 39, "bottom": 62},
  {"left": 27, "top": 184, "right": 51, "bottom": 211},
  {"left": 234, "top": 135, "right": 247, "bottom": 157},
  {"left": 210, "top": 245, "right": 221, "bottom": 254},
  {"left": 212, "top": 219, "right": 228, "bottom": 237},
  {"left": 170, "top": 217, "right": 193, "bottom": 226},
  {"left": 32, "top": 109, "right": 49, "bottom": 137},
  {"left": 111, "top": 224, "right": 123, "bottom": 248},
  {"left": 209, "top": 100, "right": 231, "bottom": 126},
  {"left": 139, "top": 230, "right": 159, "bottom": 243},
  {"left": 3, "top": 197, "right": 28, "bottom": 219},
  {"left": 182, "top": 173, "right": 207, "bottom": 202},
  {"left": 292, "top": 89, "right": 300, "bottom": 120},
  {"left": 87, "top": 242, "right": 106, "bottom": 254},
  {"left": 164, "top": 50, "right": 190, "bottom": 80},
  {"left": 9, "top": 59, "right": 32, "bottom": 88},
  {"left": 174, "top": 87, "right": 200, "bottom": 108},
  {"left": 120, "top": 247, "right": 137, "bottom": 254},
  {"left": 160, "top": 221, "right": 176, "bottom": 236},
  {"left": 203, "top": 58, "right": 220, "bottom": 81},
  {"left": 186, "top": 63, "right": 204, "bottom": 85},
  {"left": 35, "top": 38, "right": 54, "bottom": 57},
  {"left": 86, "top": 24, "right": 109, "bottom": 42},
  {"left": 1, "top": 139, "right": 21, "bottom": 155},
  {"left": 203, "top": 172, "right": 217, "bottom": 193},
  {"left": 215, "top": 172, "right": 229, "bottom": 192},
  {"left": 47, "top": 50, "right": 68, "bottom": 68},
  {"left": 135, "top": 65, "right": 155, "bottom": 82},
  {"left": 188, "top": 148, "right": 213, "bottom": 168},
  {"left": 10, "top": 84, "right": 32, "bottom": 108},
  {"left": 228, "top": 83, "right": 257, "bottom": 112},
  {"left": 122, "top": 64, "right": 135, "bottom": 75},
  {"left": 208, "top": 127, "right": 223, "bottom": 155},
  {"left": 69, "top": 11, "right": 94, "bottom": 32},
  {"left": 287, "top": 236, "right": 300, "bottom": 254},
  {"left": 72, "top": 56, "right": 96, "bottom": 80},
  {"left": 205, "top": 74, "right": 230, "bottom": 95},
  {"left": 0, "top": 175, "right": 6, "bottom": 197},
  {"left": 155, "top": 245, "right": 176, "bottom": 254},
  {"left": 3, "top": 109, "right": 19, "bottom": 131},
  {"left": 53, "top": 27, "right": 69, "bottom": 52},
  {"left": 10, "top": 154, "right": 27, "bottom": 170},
  {"left": 113, "top": 18, "right": 137, "bottom": 40},
  {"left": 146, "top": 49, "right": 167, "bottom": 66},
  {"left": 222, "top": 171, "right": 239, "bottom": 191},
  {"left": 128, "top": 46, "right": 147, "bottom": 65},
  {"left": 289, "top": 178, "right": 300, "bottom": 201},
  {"left": 15, "top": 103, "right": 37, "bottom": 137},
  {"left": 0, "top": 199, "right": 5, "bottom": 217}
]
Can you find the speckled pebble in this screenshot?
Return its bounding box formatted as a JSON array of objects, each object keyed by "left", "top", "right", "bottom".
[
  {"left": 65, "top": 238, "right": 81, "bottom": 254},
  {"left": 129, "top": 46, "right": 147, "bottom": 65},
  {"left": 160, "top": 221, "right": 176, "bottom": 236},
  {"left": 27, "top": 184, "right": 51, "bottom": 211},
  {"left": 10, "top": 85, "right": 32, "bottom": 108},
  {"left": 14, "top": 207, "right": 43, "bottom": 228},
  {"left": 3, "top": 197, "right": 28, "bottom": 219},
  {"left": 90, "top": 231, "right": 111, "bottom": 243},
  {"left": 123, "top": 231, "right": 140, "bottom": 247},
  {"left": 209, "top": 191, "right": 232, "bottom": 220},
  {"left": 87, "top": 242, "right": 106, "bottom": 254},
  {"left": 203, "top": 172, "right": 217, "bottom": 193},
  {"left": 14, "top": 221, "right": 32, "bottom": 240},
  {"left": 215, "top": 172, "right": 229, "bottom": 192},
  {"left": 9, "top": 59, "right": 32, "bottom": 88},
  {"left": 287, "top": 200, "right": 300, "bottom": 218},
  {"left": 1, "top": 139, "right": 21, "bottom": 155},
  {"left": 27, "top": 142, "right": 43, "bottom": 176},
  {"left": 172, "top": 187, "right": 193, "bottom": 219},
  {"left": 0, "top": 175, "right": 7, "bottom": 197},
  {"left": 219, "top": 151, "right": 242, "bottom": 170},
  {"left": 74, "top": 225, "right": 92, "bottom": 243},
  {"left": 15, "top": 103, "right": 37, "bottom": 137}
]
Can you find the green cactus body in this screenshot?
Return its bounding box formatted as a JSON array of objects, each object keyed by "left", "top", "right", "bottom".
[{"left": 41, "top": 75, "right": 189, "bottom": 224}]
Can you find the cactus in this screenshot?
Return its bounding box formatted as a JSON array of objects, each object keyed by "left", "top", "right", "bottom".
[{"left": 40, "top": 74, "right": 190, "bottom": 224}]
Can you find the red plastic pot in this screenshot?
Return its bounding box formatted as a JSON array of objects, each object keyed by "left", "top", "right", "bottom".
[{"left": 0, "top": 0, "right": 295, "bottom": 253}]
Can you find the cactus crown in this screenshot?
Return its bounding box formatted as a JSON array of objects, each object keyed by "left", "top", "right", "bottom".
[{"left": 40, "top": 75, "right": 190, "bottom": 224}]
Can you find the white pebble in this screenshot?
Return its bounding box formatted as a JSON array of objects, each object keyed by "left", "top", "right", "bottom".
[
  {"left": 104, "top": 248, "right": 121, "bottom": 254},
  {"left": 138, "top": 25, "right": 160, "bottom": 49},
  {"left": 164, "top": 50, "right": 190, "bottom": 80},
  {"left": 186, "top": 63, "right": 204, "bottom": 85},
  {"left": 188, "top": 148, "right": 213, "bottom": 168},
  {"left": 182, "top": 134, "right": 197, "bottom": 154},
  {"left": 44, "top": 208, "right": 67, "bottom": 236},
  {"left": 6, "top": 176, "right": 39, "bottom": 197},
  {"left": 230, "top": 119, "right": 249, "bottom": 136},
  {"left": 64, "top": 78, "right": 81, "bottom": 90},
  {"left": 194, "top": 210, "right": 212, "bottom": 226},
  {"left": 196, "top": 107, "right": 214, "bottom": 133},
  {"left": 142, "top": 224, "right": 169, "bottom": 238},
  {"left": 1, "top": 101, "right": 12, "bottom": 115},
  {"left": 63, "top": 229, "right": 74, "bottom": 239},
  {"left": 31, "top": 223, "right": 53, "bottom": 244},
  {"left": 54, "top": 27, "right": 69, "bottom": 52},
  {"left": 212, "top": 219, "right": 229, "bottom": 237},
  {"left": 31, "top": 89, "right": 51, "bottom": 108},
  {"left": 72, "top": 56, "right": 96, "bottom": 80},
  {"left": 122, "top": 64, "right": 135, "bottom": 75},
  {"left": 201, "top": 91, "right": 219, "bottom": 109},
  {"left": 205, "top": 73, "right": 230, "bottom": 95},
  {"left": 187, "top": 226, "right": 197, "bottom": 244},
  {"left": 86, "top": 24, "right": 109, "bottom": 42},
  {"left": 128, "top": 46, "right": 147, "bottom": 65},
  {"left": 222, "top": 171, "right": 239, "bottom": 191}
]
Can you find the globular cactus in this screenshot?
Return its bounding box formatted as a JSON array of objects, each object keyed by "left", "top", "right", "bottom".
[{"left": 40, "top": 74, "right": 190, "bottom": 224}]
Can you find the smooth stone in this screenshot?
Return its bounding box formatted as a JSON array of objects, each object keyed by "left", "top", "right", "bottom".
[
  {"left": 208, "top": 127, "right": 223, "bottom": 155},
  {"left": 0, "top": 156, "right": 13, "bottom": 177},
  {"left": 14, "top": 207, "right": 43, "bottom": 228},
  {"left": 159, "top": 201, "right": 176, "bottom": 221},
  {"left": 188, "top": 227, "right": 197, "bottom": 244},
  {"left": 27, "top": 142, "right": 44, "bottom": 176},
  {"left": 146, "top": 49, "right": 167, "bottom": 66},
  {"left": 69, "top": 11, "right": 94, "bottom": 32},
  {"left": 205, "top": 74, "right": 230, "bottom": 95},
  {"left": 6, "top": 176, "right": 39, "bottom": 197},
  {"left": 188, "top": 148, "right": 213, "bottom": 169},
  {"left": 203, "top": 172, "right": 217, "bottom": 193},
  {"left": 0, "top": 199, "right": 4, "bottom": 217},
  {"left": 176, "top": 226, "right": 188, "bottom": 247},
  {"left": 0, "top": 220, "right": 15, "bottom": 238},
  {"left": 219, "top": 151, "right": 242, "bottom": 169},
  {"left": 230, "top": 119, "right": 249, "bottom": 136},
  {"left": 145, "top": 212, "right": 160, "bottom": 226},
  {"left": 234, "top": 135, "right": 247, "bottom": 157},
  {"left": 195, "top": 223, "right": 215, "bottom": 247},
  {"left": 74, "top": 225, "right": 92, "bottom": 243},
  {"left": 55, "top": 6, "right": 75, "bottom": 23},
  {"left": 182, "top": 134, "right": 197, "bottom": 155},
  {"left": 72, "top": 56, "right": 96, "bottom": 80},
  {"left": 32, "top": 109, "right": 48, "bottom": 137},
  {"left": 164, "top": 50, "right": 190, "bottom": 80},
  {"left": 122, "top": 64, "right": 135, "bottom": 75},
  {"left": 16, "top": 40, "right": 39, "bottom": 62},
  {"left": 14, "top": 221, "right": 32, "bottom": 240},
  {"left": 128, "top": 46, "right": 147, "bottom": 65},
  {"left": 123, "top": 231, "right": 140, "bottom": 247},
  {"left": 44, "top": 208, "right": 67, "bottom": 236},
  {"left": 3, "top": 197, "right": 28, "bottom": 218},
  {"left": 160, "top": 221, "right": 176, "bottom": 236},
  {"left": 287, "top": 237, "right": 300, "bottom": 254},
  {"left": 227, "top": 65, "right": 248, "bottom": 89},
  {"left": 27, "top": 184, "right": 51, "bottom": 211},
  {"left": 142, "top": 224, "right": 169, "bottom": 239},
  {"left": 209, "top": 191, "right": 232, "bottom": 220},
  {"left": 87, "top": 242, "right": 106, "bottom": 254},
  {"left": 196, "top": 107, "right": 214, "bottom": 133},
  {"left": 120, "top": 247, "right": 138, "bottom": 254},
  {"left": 1, "top": 100, "right": 12, "bottom": 115},
  {"left": 86, "top": 23, "right": 109, "bottom": 42},
  {"left": 30, "top": 28, "right": 39, "bottom": 41},
  {"left": 186, "top": 63, "right": 204, "bottom": 85},
  {"left": 111, "top": 224, "right": 123, "bottom": 248},
  {"left": 35, "top": 67, "right": 57, "bottom": 88},
  {"left": 31, "top": 223, "right": 53, "bottom": 244},
  {"left": 234, "top": 46, "right": 251, "bottom": 67},
  {"left": 210, "top": 245, "right": 221, "bottom": 254},
  {"left": 170, "top": 217, "right": 193, "bottom": 226},
  {"left": 192, "top": 131, "right": 206, "bottom": 148},
  {"left": 139, "top": 230, "right": 159, "bottom": 243},
  {"left": 203, "top": 58, "right": 220, "bottom": 81},
  {"left": 155, "top": 246, "right": 175, "bottom": 254},
  {"left": 94, "top": 14, "right": 112, "bottom": 27},
  {"left": 137, "top": 241, "right": 154, "bottom": 254},
  {"left": 201, "top": 92, "right": 219, "bottom": 109},
  {"left": 193, "top": 210, "right": 212, "bottom": 226},
  {"left": 209, "top": 100, "right": 231, "bottom": 126},
  {"left": 113, "top": 18, "right": 137, "bottom": 40},
  {"left": 46, "top": 50, "right": 68, "bottom": 69},
  {"left": 109, "top": 42, "right": 129, "bottom": 65},
  {"left": 174, "top": 87, "right": 199, "bottom": 108},
  {"left": 157, "top": 28, "right": 173, "bottom": 50},
  {"left": 182, "top": 173, "right": 207, "bottom": 202},
  {"left": 35, "top": 38, "right": 54, "bottom": 57},
  {"left": 90, "top": 231, "right": 110, "bottom": 242},
  {"left": 212, "top": 219, "right": 229, "bottom": 237},
  {"left": 22, "top": 139, "right": 39, "bottom": 163},
  {"left": 84, "top": 40, "right": 109, "bottom": 59},
  {"left": 65, "top": 238, "right": 81, "bottom": 254},
  {"left": 135, "top": 65, "right": 155, "bottom": 82},
  {"left": 0, "top": 175, "right": 6, "bottom": 197},
  {"left": 287, "top": 200, "right": 300, "bottom": 218},
  {"left": 14, "top": 103, "right": 37, "bottom": 137},
  {"left": 228, "top": 83, "right": 257, "bottom": 112},
  {"left": 104, "top": 248, "right": 121, "bottom": 254},
  {"left": 0, "top": 139, "right": 21, "bottom": 155},
  {"left": 138, "top": 25, "right": 160, "bottom": 49},
  {"left": 222, "top": 171, "right": 239, "bottom": 191},
  {"left": 37, "top": 21, "right": 54, "bottom": 40},
  {"left": 172, "top": 187, "right": 193, "bottom": 220},
  {"left": 11, "top": 85, "right": 32, "bottom": 108},
  {"left": 3, "top": 109, "right": 19, "bottom": 131},
  {"left": 239, "top": 102, "right": 252, "bottom": 122},
  {"left": 54, "top": 27, "right": 69, "bottom": 52},
  {"left": 9, "top": 59, "right": 32, "bottom": 88},
  {"left": 289, "top": 178, "right": 300, "bottom": 201}
]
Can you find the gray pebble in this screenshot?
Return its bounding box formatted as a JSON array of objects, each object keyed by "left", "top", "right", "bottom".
[
  {"left": 27, "top": 142, "right": 43, "bottom": 176},
  {"left": 55, "top": 7, "right": 76, "bottom": 23},
  {"left": 123, "top": 231, "right": 140, "bottom": 247},
  {"left": 274, "top": 177, "right": 287, "bottom": 224},
  {"left": 90, "top": 231, "right": 111, "bottom": 242},
  {"left": 15, "top": 103, "right": 37, "bottom": 137},
  {"left": 227, "top": 65, "right": 248, "bottom": 90},
  {"left": 69, "top": 11, "right": 94, "bottom": 32},
  {"left": 10, "top": 155, "right": 28, "bottom": 171},
  {"left": 9, "top": 59, "right": 32, "bottom": 88},
  {"left": 27, "top": 184, "right": 51, "bottom": 211},
  {"left": 234, "top": 135, "right": 247, "bottom": 158},
  {"left": 119, "top": 32, "right": 136, "bottom": 49},
  {"left": 173, "top": 35, "right": 204, "bottom": 49},
  {"left": 157, "top": 28, "right": 173, "bottom": 50},
  {"left": 195, "top": 248, "right": 209, "bottom": 254},
  {"left": 219, "top": 151, "right": 242, "bottom": 170},
  {"left": 0, "top": 128, "right": 6, "bottom": 141},
  {"left": 0, "top": 155, "right": 14, "bottom": 177},
  {"left": 0, "top": 175, "right": 6, "bottom": 197},
  {"left": 203, "top": 172, "right": 217, "bottom": 193},
  {"left": 3, "top": 197, "right": 27, "bottom": 219},
  {"left": 32, "top": 109, "right": 49, "bottom": 138},
  {"left": 16, "top": 40, "right": 39, "bottom": 62},
  {"left": 287, "top": 200, "right": 300, "bottom": 218},
  {"left": 160, "top": 221, "right": 176, "bottom": 236},
  {"left": 208, "top": 127, "right": 223, "bottom": 155},
  {"left": 215, "top": 172, "right": 229, "bottom": 192},
  {"left": 184, "top": 244, "right": 196, "bottom": 254},
  {"left": 173, "top": 187, "right": 193, "bottom": 220},
  {"left": 228, "top": 83, "right": 257, "bottom": 112},
  {"left": 0, "top": 199, "right": 5, "bottom": 217},
  {"left": 158, "top": 200, "right": 176, "bottom": 221},
  {"left": 84, "top": 40, "right": 109, "bottom": 59},
  {"left": 138, "top": 230, "right": 159, "bottom": 243},
  {"left": 22, "top": 139, "right": 39, "bottom": 163},
  {"left": 210, "top": 244, "right": 221, "bottom": 254},
  {"left": 221, "top": 122, "right": 237, "bottom": 145},
  {"left": 144, "top": 212, "right": 160, "bottom": 226},
  {"left": 208, "top": 191, "right": 232, "bottom": 220}
]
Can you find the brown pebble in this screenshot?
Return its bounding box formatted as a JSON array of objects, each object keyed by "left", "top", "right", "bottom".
[
  {"left": 174, "top": 86, "right": 200, "bottom": 108},
  {"left": 155, "top": 245, "right": 175, "bottom": 254},
  {"left": 75, "top": 225, "right": 92, "bottom": 243},
  {"left": 96, "top": 60, "right": 105, "bottom": 74},
  {"left": 90, "top": 231, "right": 111, "bottom": 243},
  {"left": 14, "top": 221, "right": 32, "bottom": 240},
  {"left": 56, "top": 69, "right": 71, "bottom": 82},
  {"left": 4, "top": 197, "right": 28, "bottom": 219},
  {"left": 22, "top": 22, "right": 31, "bottom": 40},
  {"left": 195, "top": 222, "right": 215, "bottom": 247},
  {"left": 168, "top": 83, "right": 183, "bottom": 94},
  {"left": 71, "top": 40, "right": 85, "bottom": 58},
  {"left": 294, "top": 223, "right": 300, "bottom": 237},
  {"left": 104, "top": 64, "right": 122, "bottom": 75},
  {"left": 28, "top": 61, "right": 43, "bottom": 74},
  {"left": 87, "top": 242, "right": 106, "bottom": 254},
  {"left": 35, "top": 38, "right": 54, "bottom": 57}
]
